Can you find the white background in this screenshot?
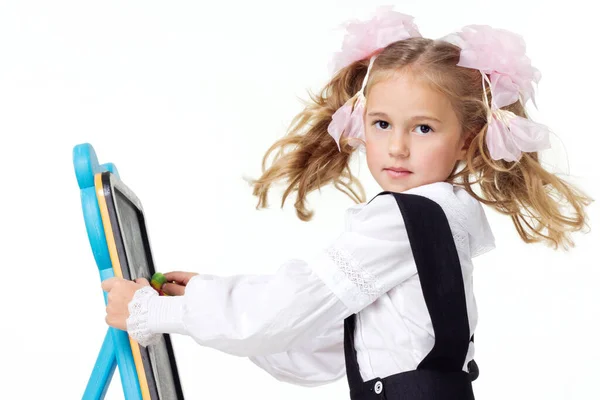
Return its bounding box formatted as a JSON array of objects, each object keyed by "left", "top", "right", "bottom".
[{"left": 1, "top": 1, "right": 598, "bottom": 399}]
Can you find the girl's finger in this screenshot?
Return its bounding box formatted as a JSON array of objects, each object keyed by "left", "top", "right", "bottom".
[
  {"left": 162, "top": 282, "right": 186, "bottom": 296},
  {"left": 135, "top": 278, "right": 150, "bottom": 286},
  {"left": 101, "top": 277, "right": 120, "bottom": 292},
  {"left": 163, "top": 271, "right": 197, "bottom": 285}
]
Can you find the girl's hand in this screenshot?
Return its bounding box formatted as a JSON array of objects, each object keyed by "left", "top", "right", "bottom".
[
  {"left": 101, "top": 277, "right": 150, "bottom": 330},
  {"left": 161, "top": 271, "right": 199, "bottom": 296}
]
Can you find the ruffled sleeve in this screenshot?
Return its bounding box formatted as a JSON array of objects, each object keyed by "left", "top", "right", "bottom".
[{"left": 143, "top": 259, "right": 349, "bottom": 357}]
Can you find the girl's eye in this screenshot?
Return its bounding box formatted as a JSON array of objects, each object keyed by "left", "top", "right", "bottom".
[
  {"left": 373, "top": 120, "right": 390, "bottom": 130},
  {"left": 371, "top": 121, "right": 434, "bottom": 135},
  {"left": 414, "top": 124, "right": 433, "bottom": 135}
]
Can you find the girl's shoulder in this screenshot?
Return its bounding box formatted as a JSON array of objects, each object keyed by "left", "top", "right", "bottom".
[
  {"left": 343, "top": 182, "right": 495, "bottom": 257},
  {"left": 345, "top": 181, "right": 459, "bottom": 213}
]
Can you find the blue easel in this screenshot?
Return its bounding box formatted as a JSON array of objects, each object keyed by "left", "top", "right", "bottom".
[{"left": 74, "top": 143, "right": 143, "bottom": 400}]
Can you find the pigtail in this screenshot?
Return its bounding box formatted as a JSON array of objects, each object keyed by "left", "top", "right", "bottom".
[
  {"left": 248, "top": 60, "right": 370, "bottom": 221},
  {"left": 450, "top": 99, "right": 593, "bottom": 250}
]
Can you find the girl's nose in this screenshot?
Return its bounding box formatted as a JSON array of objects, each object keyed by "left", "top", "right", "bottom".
[{"left": 388, "top": 131, "right": 410, "bottom": 158}]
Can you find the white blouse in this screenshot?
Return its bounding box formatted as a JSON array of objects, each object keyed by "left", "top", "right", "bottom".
[{"left": 126, "top": 181, "right": 496, "bottom": 387}]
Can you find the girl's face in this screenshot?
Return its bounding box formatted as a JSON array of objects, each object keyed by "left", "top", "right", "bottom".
[{"left": 364, "top": 70, "right": 468, "bottom": 193}]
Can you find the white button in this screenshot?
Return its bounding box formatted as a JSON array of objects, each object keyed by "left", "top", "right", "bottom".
[{"left": 374, "top": 381, "right": 383, "bottom": 394}]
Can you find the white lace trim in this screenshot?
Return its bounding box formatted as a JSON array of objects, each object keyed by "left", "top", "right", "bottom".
[
  {"left": 440, "top": 195, "right": 496, "bottom": 258},
  {"left": 127, "top": 286, "right": 162, "bottom": 347},
  {"left": 326, "top": 246, "right": 382, "bottom": 303},
  {"left": 425, "top": 193, "right": 471, "bottom": 257}
]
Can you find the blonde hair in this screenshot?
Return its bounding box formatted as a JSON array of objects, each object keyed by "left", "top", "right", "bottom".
[{"left": 249, "top": 37, "right": 592, "bottom": 250}]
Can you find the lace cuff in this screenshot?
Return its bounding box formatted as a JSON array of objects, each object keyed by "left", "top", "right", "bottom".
[{"left": 127, "top": 286, "right": 162, "bottom": 347}]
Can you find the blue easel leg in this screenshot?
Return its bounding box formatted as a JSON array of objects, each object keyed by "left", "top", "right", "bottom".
[{"left": 83, "top": 329, "right": 116, "bottom": 400}]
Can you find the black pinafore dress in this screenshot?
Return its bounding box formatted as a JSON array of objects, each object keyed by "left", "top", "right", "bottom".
[{"left": 343, "top": 192, "right": 480, "bottom": 400}]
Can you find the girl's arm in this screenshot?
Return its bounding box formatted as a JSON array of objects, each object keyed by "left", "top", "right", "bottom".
[
  {"left": 128, "top": 193, "right": 418, "bottom": 357},
  {"left": 128, "top": 260, "right": 348, "bottom": 386},
  {"left": 138, "top": 258, "right": 351, "bottom": 356}
]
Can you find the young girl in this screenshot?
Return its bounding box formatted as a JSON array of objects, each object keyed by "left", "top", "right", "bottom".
[{"left": 102, "top": 7, "right": 592, "bottom": 399}]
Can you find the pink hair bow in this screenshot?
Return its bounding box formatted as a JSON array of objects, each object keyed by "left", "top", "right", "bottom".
[
  {"left": 327, "top": 64, "right": 370, "bottom": 152},
  {"left": 487, "top": 108, "right": 551, "bottom": 162},
  {"left": 328, "top": 5, "right": 421, "bottom": 75},
  {"left": 327, "top": 6, "right": 422, "bottom": 151},
  {"left": 446, "top": 25, "right": 551, "bottom": 162}
]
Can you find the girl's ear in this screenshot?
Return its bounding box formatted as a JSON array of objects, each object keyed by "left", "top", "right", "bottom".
[{"left": 457, "top": 132, "right": 474, "bottom": 161}]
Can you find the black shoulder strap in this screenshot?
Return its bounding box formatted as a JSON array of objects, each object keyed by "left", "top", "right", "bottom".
[{"left": 344, "top": 192, "right": 472, "bottom": 386}]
